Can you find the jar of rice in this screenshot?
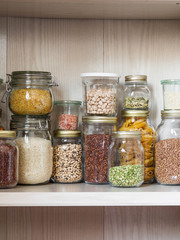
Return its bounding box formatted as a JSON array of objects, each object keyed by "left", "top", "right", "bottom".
[{"left": 11, "top": 115, "right": 53, "bottom": 185}]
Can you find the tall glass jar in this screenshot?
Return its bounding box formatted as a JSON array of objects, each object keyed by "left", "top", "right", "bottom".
[
  {"left": 10, "top": 116, "right": 53, "bottom": 185},
  {"left": 53, "top": 100, "right": 82, "bottom": 131},
  {"left": 52, "top": 130, "right": 82, "bottom": 183},
  {"left": 82, "top": 116, "right": 117, "bottom": 184},
  {"left": 109, "top": 131, "right": 144, "bottom": 187},
  {"left": 81, "top": 73, "right": 120, "bottom": 116},
  {"left": 7, "top": 71, "right": 58, "bottom": 115},
  {"left": 0, "top": 131, "right": 18, "bottom": 188},
  {"left": 155, "top": 110, "right": 180, "bottom": 185},
  {"left": 161, "top": 79, "right": 180, "bottom": 110},
  {"left": 123, "top": 75, "right": 151, "bottom": 110},
  {"left": 119, "top": 110, "right": 154, "bottom": 183}
]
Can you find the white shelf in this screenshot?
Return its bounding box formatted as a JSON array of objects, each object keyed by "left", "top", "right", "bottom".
[
  {"left": 0, "top": 0, "right": 180, "bottom": 19},
  {"left": 0, "top": 183, "right": 180, "bottom": 207}
]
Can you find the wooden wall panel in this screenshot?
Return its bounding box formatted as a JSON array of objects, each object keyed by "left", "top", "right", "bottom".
[
  {"left": 104, "top": 207, "right": 180, "bottom": 240},
  {"left": 5, "top": 207, "right": 103, "bottom": 240},
  {"left": 0, "top": 208, "right": 7, "bottom": 240},
  {"left": 104, "top": 20, "right": 180, "bottom": 126}
]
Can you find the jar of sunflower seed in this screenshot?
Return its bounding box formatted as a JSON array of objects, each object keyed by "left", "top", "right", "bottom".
[{"left": 52, "top": 130, "right": 82, "bottom": 183}]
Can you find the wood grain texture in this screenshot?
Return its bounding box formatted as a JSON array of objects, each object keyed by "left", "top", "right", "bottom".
[
  {"left": 104, "top": 206, "right": 180, "bottom": 240},
  {"left": 5, "top": 207, "right": 103, "bottom": 240},
  {"left": 0, "top": 208, "right": 7, "bottom": 240},
  {"left": 104, "top": 20, "right": 180, "bottom": 126}
]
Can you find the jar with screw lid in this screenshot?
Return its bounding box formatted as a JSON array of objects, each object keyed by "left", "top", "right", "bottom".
[
  {"left": 0, "top": 131, "right": 19, "bottom": 188},
  {"left": 10, "top": 115, "right": 53, "bottom": 185},
  {"left": 155, "top": 110, "right": 180, "bottom": 185},
  {"left": 82, "top": 116, "right": 117, "bottom": 184},
  {"left": 52, "top": 130, "right": 82, "bottom": 183},
  {"left": 119, "top": 110, "right": 154, "bottom": 183},
  {"left": 7, "top": 71, "right": 58, "bottom": 115},
  {"left": 81, "top": 73, "right": 120, "bottom": 116},
  {"left": 109, "top": 131, "right": 144, "bottom": 187},
  {"left": 123, "top": 75, "right": 151, "bottom": 110}
]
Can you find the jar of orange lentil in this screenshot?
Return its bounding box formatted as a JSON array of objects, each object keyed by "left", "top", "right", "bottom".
[
  {"left": 119, "top": 110, "right": 154, "bottom": 184},
  {"left": 7, "top": 71, "right": 58, "bottom": 115}
]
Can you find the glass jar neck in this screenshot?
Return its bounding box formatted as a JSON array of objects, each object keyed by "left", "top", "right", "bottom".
[{"left": 10, "top": 117, "right": 50, "bottom": 130}]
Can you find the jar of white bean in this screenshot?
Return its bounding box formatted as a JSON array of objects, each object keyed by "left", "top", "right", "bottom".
[{"left": 81, "top": 73, "right": 120, "bottom": 116}]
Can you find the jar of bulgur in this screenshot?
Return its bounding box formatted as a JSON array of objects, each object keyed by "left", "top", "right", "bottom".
[
  {"left": 52, "top": 130, "right": 82, "bottom": 183},
  {"left": 7, "top": 71, "right": 58, "bottom": 115}
]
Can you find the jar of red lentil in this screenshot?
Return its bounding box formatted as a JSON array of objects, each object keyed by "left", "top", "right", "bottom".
[
  {"left": 53, "top": 100, "right": 82, "bottom": 131},
  {"left": 155, "top": 110, "right": 180, "bottom": 185},
  {"left": 7, "top": 71, "right": 58, "bottom": 116},
  {"left": 82, "top": 116, "right": 117, "bottom": 184},
  {"left": 0, "top": 131, "right": 18, "bottom": 189}
]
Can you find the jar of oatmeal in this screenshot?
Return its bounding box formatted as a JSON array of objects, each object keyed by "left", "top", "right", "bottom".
[
  {"left": 82, "top": 116, "right": 117, "bottom": 184},
  {"left": 81, "top": 73, "right": 120, "bottom": 116},
  {"left": 52, "top": 100, "right": 82, "bottom": 131},
  {"left": 109, "top": 131, "right": 144, "bottom": 187},
  {"left": 119, "top": 110, "right": 154, "bottom": 183},
  {"left": 7, "top": 71, "right": 58, "bottom": 115},
  {"left": 155, "top": 110, "right": 180, "bottom": 185},
  {"left": 52, "top": 130, "right": 82, "bottom": 183}
]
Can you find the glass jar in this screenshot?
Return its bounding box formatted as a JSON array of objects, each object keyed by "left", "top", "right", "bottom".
[
  {"left": 81, "top": 73, "right": 120, "bottom": 116},
  {"left": 119, "top": 110, "right": 154, "bottom": 183},
  {"left": 155, "top": 110, "right": 180, "bottom": 185},
  {"left": 161, "top": 79, "right": 180, "bottom": 110},
  {"left": 0, "top": 131, "right": 18, "bottom": 188},
  {"left": 11, "top": 116, "right": 53, "bottom": 185},
  {"left": 82, "top": 116, "right": 117, "bottom": 184},
  {"left": 123, "top": 75, "right": 151, "bottom": 110},
  {"left": 7, "top": 71, "right": 58, "bottom": 115},
  {"left": 109, "top": 131, "right": 144, "bottom": 187},
  {"left": 53, "top": 100, "right": 82, "bottom": 131},
  {"left": 52, "top": 130, "right": 82, "bottom": 183},
  {"left": 0, "top": 109, "right": 4, "bottom": 130}
]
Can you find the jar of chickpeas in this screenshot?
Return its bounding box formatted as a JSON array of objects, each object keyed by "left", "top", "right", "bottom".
[{"left": 119, "top": 110, "right": 154, "bottom": 183}]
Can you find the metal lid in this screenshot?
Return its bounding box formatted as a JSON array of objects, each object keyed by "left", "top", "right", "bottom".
[
  {"left": 82, "top": 116, "right": 117, "bottom": 123},
  {"left": 112, "top": 131, "right": 142, "bottom": 138},
  {"left": 122, "top": 110, "right": 149, "bottom": 117},
  {"left": 161, "top": 110, "right": 180, "bottom": 117},
  {"left": 0, "top": 131, "right": 16, "bottom": 138},
  {"left": 54, "top": 100, "right": 82, "bottom": 106},
  {"left": 161, "top": 79, "right": 180, "bottom": 85},
  {"left": 80, "top": 73, "right": 120, "bottom": 78},
  {"left": 125, "top": 75, "right": 147, "bottom": 83},
  {"left": 54, "top": 130, "right": 81, "bottom": 138}
]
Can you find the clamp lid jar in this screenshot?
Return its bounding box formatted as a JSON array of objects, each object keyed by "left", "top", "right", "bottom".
[
  {"left": 123, "top": 75, "right": 151, "bottom": 110},
  {"left": 81, "top": 73, "right": 120, "bottom": 116},
  {"left": 108, "top": 131, "right": 144, "bottom": 187},
  {"left": 7, "top": 71, "right": 58, "bottom": 116}
]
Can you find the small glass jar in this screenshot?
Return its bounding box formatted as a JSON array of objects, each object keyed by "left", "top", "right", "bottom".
[
  {"left": 11, "top": 116, "right": 53, "bottom": 185},
  {"left": 109, "top": 131, "right": 144, "bottom": 187},
  {"left": 123, "top": 75, "right": 151, "bottom": 110},
  {"left": 82, "top": 116, "right": 117, "bottom": 184},
  {"left": 53, "top": 100, "right": 82, "bottom": 131},
  {"left": 161, "top": 79, "right": 180, "bottom": 110},
  {"left": 81, "top": 73, "right": 120, "bottom": 116},
  {"left": 155, "top": 110, "right": 180, "bottom": 185},
  {"left": 119, "top": 110, "right": 154, "bottom": 183},
  {"left": 7, "top": 71, "right": 58, "bottom": 115},
  {"left": 52, "top": 130, "right": 82, "bottom": 183},
  {"left": 0, "top": 131, "right": 18, "bottom": 188}
]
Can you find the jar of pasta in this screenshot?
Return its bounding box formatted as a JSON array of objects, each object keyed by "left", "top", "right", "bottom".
[
  {"left": 7, "top": 71, "right": 58, "bottom": 115},
  {"left": 109, "top": 131, "right": 144, "bottom": 187},
  {"left": 52, "top": 130, "right": 82, "bottom": 183},
  {"left": 155, "top": 110, "right": 180, "bottom": 185},
  {"left": 123, "top": 75, "right": 151, "bottom": 110},
  {"left": 119, "top": 110, "right": 154, "bottom": 183},
  {"left": 11, "top": 115, "right": 53, "bottom": 185},
  {"left": 52, "top": 100, "right": 82, "bottom": 131},
  {"left": 82, "top": 116, "right": 117, "bottom": 184},
  {"left": 81, "top": 73, "right": 120, "bottom": 116}
]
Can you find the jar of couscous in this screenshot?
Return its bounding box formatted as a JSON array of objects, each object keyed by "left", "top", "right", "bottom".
[{"left": 7, "top": 71, "right": 58, "bottom": 115}]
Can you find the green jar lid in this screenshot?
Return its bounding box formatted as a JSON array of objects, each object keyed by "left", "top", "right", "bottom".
[
  {"left": 112, "top": 131, "right": 142, "bottom": 139},
  {"left": 161, "top": 79, "right": 180, "bottom": 85},
  {"left": 54, "top": 130, "right": 81, "bottom": 138},
  {"left": 82, "top": 116, "right": 117, "bottom": 123}
]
